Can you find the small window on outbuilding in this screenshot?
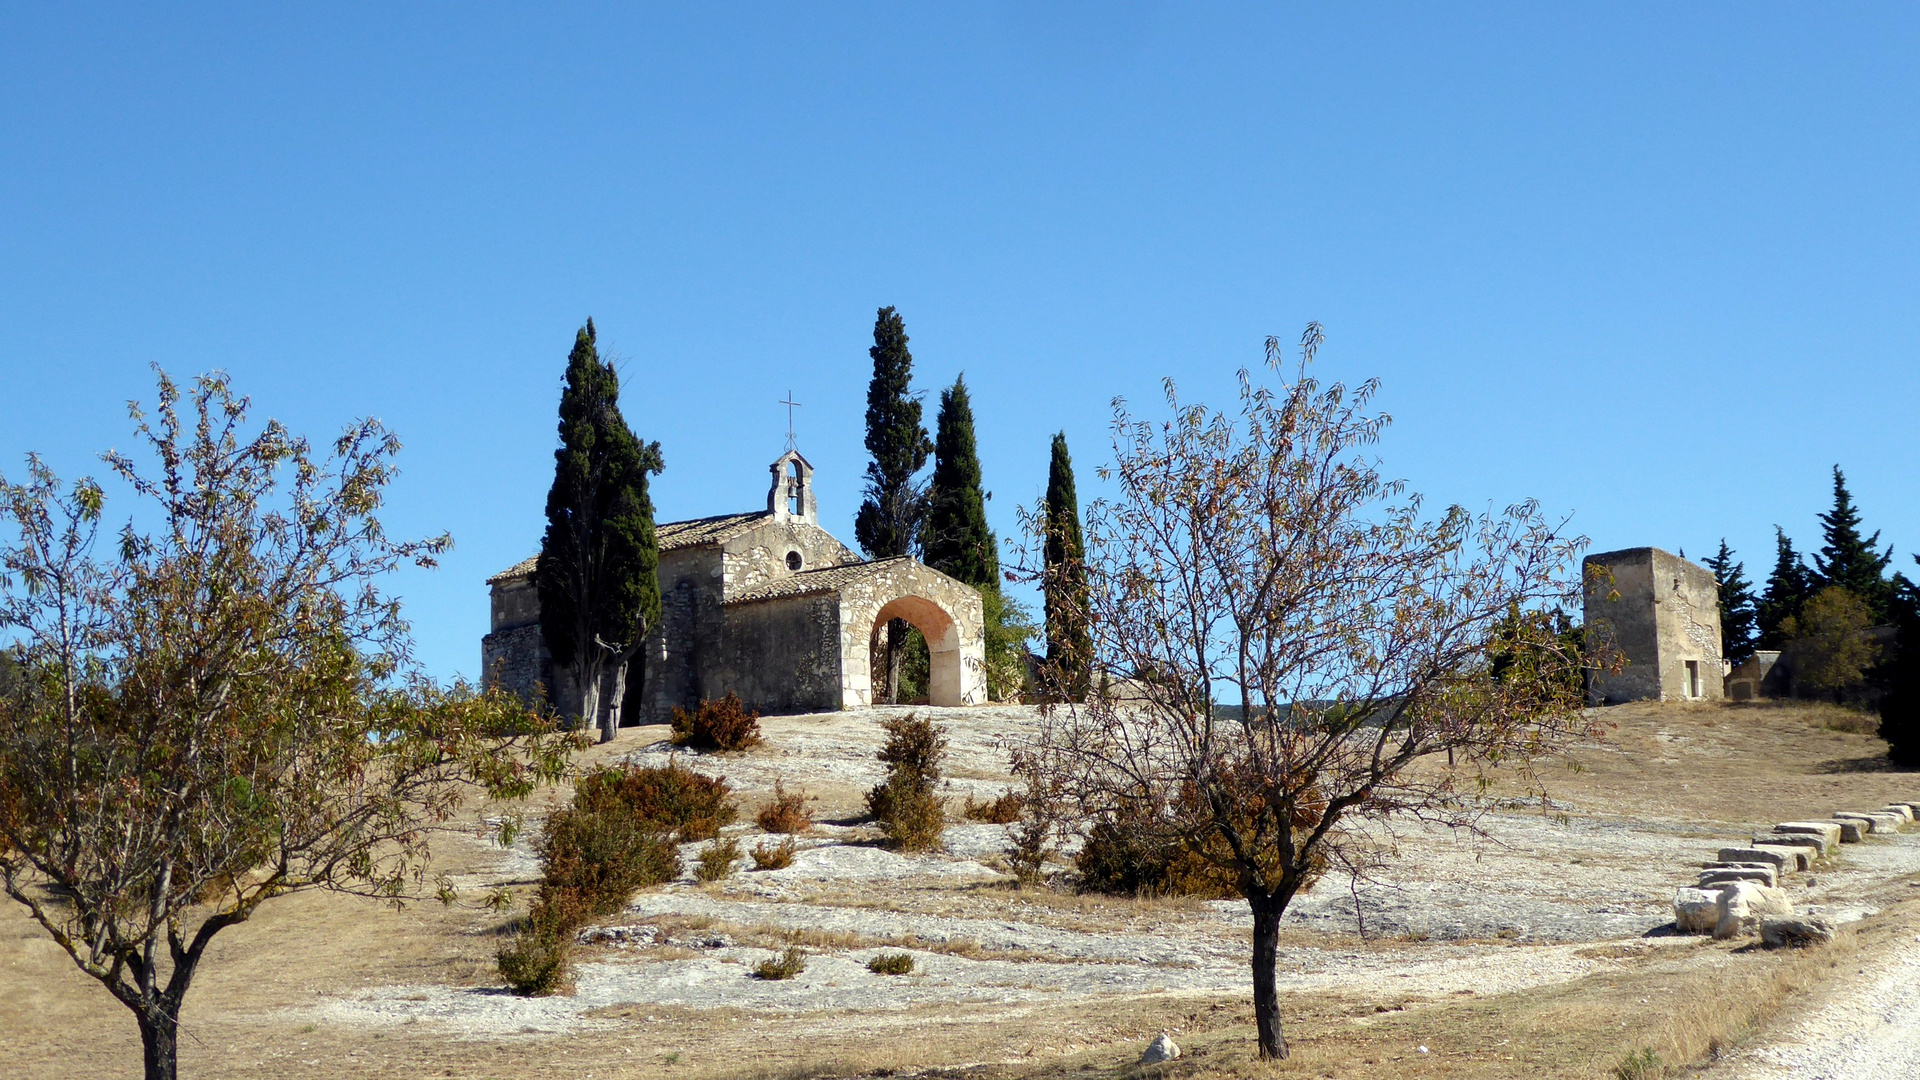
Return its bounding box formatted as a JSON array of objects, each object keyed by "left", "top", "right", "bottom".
[
  {"left": 787, "top": 550, "right": 803, "bottom": 571},
  {"left": 1686, "top": 660, "right": 1700, "bottom": 698}
]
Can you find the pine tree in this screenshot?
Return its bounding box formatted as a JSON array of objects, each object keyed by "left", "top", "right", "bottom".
[
  {"left": 853, "top": 306, "right": 931, "bottom": 703},
  {"left": 1705, "top": 539, "right": 1758, "bottom": 667},
  {"left": 536, "top": 320, "right": 664, "bottom": 742},
  {"left": 923, "top": 375, "right": 998, "bottom": 588},
  {"left": 1756, "top": 527, "right": 1813, "bottom": 650},
  {"left": 1813, "top": 466, "right": 1894, "bottom": 619},
  {"left": 1043, "top": 432, "right": 1091, "bottom": 701}
]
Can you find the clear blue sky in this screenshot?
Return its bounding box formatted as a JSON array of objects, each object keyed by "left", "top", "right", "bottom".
[{"left": 4, "top": 5, "right": 1916, "bottom": 681}]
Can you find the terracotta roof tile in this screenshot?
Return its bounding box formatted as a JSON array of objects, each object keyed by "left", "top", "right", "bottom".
[{"left": 487, "top": 511, "right": 774, "bottom": 585}]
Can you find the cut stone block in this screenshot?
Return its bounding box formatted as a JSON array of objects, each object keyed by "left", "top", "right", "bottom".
[
  {"left": 1715, "top": 881, "right": 1792, "bottom": 939},
  {"left": 1700, "top": 867, "right": 1776, "bottom": 888},
  {"left": 1760, "top": 917, "right": 1835, "bottom": 948},
  {"left": 1832, "top": 820, "right": 1864, "bottom": 843},
  {"left": 1833, "top": 812, "right": 1903, "bottom": 834},
  {"left": 1774, "top": 821, "right": 1844, "bottom": 847},
  {"left": 1752, "top": 844, "right": 1814, "bottom": 871},
  {"left": 1718, "top": 847, "right": 1788, "bottom": 870},
  {"left": 1674, "top": 886, "right": 1724, "bottom": 934},
  {"left": 1758, "top": 833, "right": 1827, "bottom": 857},
  {"left": 1880, "top": 805, "right": 1915, "bottom": 824}
]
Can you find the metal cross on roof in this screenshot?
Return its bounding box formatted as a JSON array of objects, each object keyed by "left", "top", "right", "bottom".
[{"left": 780, "top": 391, "right": 802, "bottom": 452}]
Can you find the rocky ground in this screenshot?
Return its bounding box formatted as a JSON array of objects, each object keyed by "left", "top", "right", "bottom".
[{"left": 5, "top": 699, "right": 1920, "bottom": 1078}]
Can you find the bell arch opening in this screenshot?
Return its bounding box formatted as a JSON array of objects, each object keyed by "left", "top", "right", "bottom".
[{"left": 865, "top": 594, "right": 966, "bottom": 707}]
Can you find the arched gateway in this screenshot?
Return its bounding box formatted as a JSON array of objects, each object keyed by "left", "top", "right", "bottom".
[{"left": 482, "top": 450, "right": 987, "bottom": 721}]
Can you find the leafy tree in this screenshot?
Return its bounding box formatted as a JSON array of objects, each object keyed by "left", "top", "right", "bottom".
[
  {"left": 1040, "top": 432, "right": 1091, "bottom": 700},
  {"left": 853, "top": 306, "right": 931, "bottom": 703},
  {"left": 1757, "top": 527, "right": 1813, "bottom": 649},
  {"left": 1015, "top": 329, "right": 1598, "bottom": 1060},
  {"left": 1706, "top": 539, "right": 1759, "bottom": 667},
  {"left": 1879, "top": 565, "right": 1920, "bottom": 766},
  {"left": 1813, "top": 466, "right": 1893, "bottom": 619},
  {"left": 1782, "top": 585, "right": 1879, "bottom": 701},
  {"left": 536, "top": 320, "right": 664, "bottom": 742},
  {"left": 0, "top": 373, "right": 579, "bottom": 1080}
]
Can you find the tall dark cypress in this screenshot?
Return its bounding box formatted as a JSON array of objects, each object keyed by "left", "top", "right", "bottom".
[
  {"left": 1705, "top": 539, "right": 1759, "bottom": 667},
  {"left": 536, "top": 320, "right": 664, "bottom": 741},
  {"left": 922, "top": 375, "right": 999, "bottom": 590},
  {"left": 1813, "top": 466, "right": 1893, "bottom": 618},
  {"left": 853, "top": 306, "right": 931, "bottom": 703},
  {"left": 1756, "top": 527, "right": 1813, "bottom": 650},
  {"left": 1880, "top": 563, "right": 1920, "bottom": 765},
  {"left": 1043, "top": 432, "right": 1091, "bottom": 700}
]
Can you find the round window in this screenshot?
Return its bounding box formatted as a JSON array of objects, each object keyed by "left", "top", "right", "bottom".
[{"left": 786, "top": 550, "right": 803, "bottom": 571}]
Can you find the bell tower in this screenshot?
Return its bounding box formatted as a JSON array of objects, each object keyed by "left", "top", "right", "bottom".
[{"left": 767, "top": 450, "right": 816, "bottom": 525}]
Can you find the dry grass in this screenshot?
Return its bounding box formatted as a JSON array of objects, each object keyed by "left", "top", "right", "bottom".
[{"left": 3, "top": 701, "right": 1915, "bottom": 1080}]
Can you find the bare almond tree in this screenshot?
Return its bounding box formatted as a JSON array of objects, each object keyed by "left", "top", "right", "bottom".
[
  {"left": 0, "top": 372, "right": 582, "bottom": 1080},
  {"left": 1014, "top": 328, "right": 1601, "bottom": 1060}
]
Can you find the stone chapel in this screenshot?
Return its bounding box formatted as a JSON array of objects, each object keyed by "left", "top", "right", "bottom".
[{"left": 482, "top": 450, "right": 988, "bottom": 722}]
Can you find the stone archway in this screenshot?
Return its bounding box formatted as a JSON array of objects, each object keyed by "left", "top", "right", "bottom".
[
  {"left": 869, "top": 593, "right": 965, "bottom": 706},
  {"left": 835, "top": 560, "right": 986, "bottom": 709}
]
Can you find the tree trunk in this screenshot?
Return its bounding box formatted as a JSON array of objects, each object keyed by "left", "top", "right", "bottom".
[
  {"left": 1250, "top": 893, "right": 1289, "bottom": 1059},
  {"left": 886, "top": 618, "right": 909, "bottom": 704},
  {"left": 138, "top": 1006, "right": 179, "bottom": 1080},
  {"left": 577, "top": 662, "right": 605, "bottom": 744}
]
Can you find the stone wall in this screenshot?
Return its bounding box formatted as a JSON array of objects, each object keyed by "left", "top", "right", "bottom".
[
  {"left": 834, "top": 560, "right": 987, "bottom": 708},
  {"left": 1584, "top": 546, "right": 1724, "bottom": 704}
]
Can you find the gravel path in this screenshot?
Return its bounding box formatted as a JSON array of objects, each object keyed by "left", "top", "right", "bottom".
[{"left": 1718, "top": 934, "right": 1920, "bottom": 1079}]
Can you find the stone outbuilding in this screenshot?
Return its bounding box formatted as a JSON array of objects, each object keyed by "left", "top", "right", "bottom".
[
  {"left": 482, "top": 450, "right": 988, "bottom": 721},
  {"left": 1583, "top": 546, "right": 1724, "bottom": 704}
]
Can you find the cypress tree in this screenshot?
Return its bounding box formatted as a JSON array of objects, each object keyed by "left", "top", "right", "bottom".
[
  {"left": 1043, "top": 432, "right": 1091, "bottom": 701},
  {"left": 536, "top": 320, "right": 664, "bottom": 742},
  {"left": 1705, "top": 539, "right": 1759, "bottom": 667},
  {"left": 1756, "top": 527, "right": 1813, "bottom": 650},
  {"left": 922, "top": 375, "right": 998, "bottom": 588},
  {"left": 1813, "top": 466, "right": 1894, "bottom": 618},
  {"left": 853, "top": 306, "right": 931, "bottom": 703}
]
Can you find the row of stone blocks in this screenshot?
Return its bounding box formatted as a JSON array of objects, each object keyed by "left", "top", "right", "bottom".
[{"left": 1672, "top": 801, "right": 1920, "bottom": 944}]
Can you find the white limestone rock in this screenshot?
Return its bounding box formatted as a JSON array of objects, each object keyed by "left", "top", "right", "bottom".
[
  {"left": 1140, "top": 1032, "right": 1181, "bottom": 1063},
  {"left": 1714, "top": 881, "right": 1792, "bottom": 940},
  {"left": 1674, "top": 887, "right": 1725, "bottom": 935},
  {"left": 1760, "top": 917, "right": 1835, "bottom": 949}
]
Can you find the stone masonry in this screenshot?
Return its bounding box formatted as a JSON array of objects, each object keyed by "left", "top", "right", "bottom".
[
  {"left": 1583, "top": 546, "right": 1724, "bottom": 704},
  {"left": 482, "top": 450, "right": 987, "bottom": 722}
]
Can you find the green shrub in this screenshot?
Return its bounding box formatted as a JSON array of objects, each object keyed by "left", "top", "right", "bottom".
[
  {"left": 866, "top": 952, "right": 915, "bottom": 975},
  {"left": 1074, "top": 810, "right": 1236, "bottom": 899},
  {"left": 866, "top": 714, "right": 948, "bottom": 852},
  {"left": 866, "top": 773, "right": 946, "bottom": 852},
  {"left": 1612, "top": 1048, "right": 1663, "bottom": 1080},
  {"left": 752, "top": 944, "right": 807, "bottom": 980},
  {"left": 669, "top": 692, "right": 763, "bottom": 752},
  {"left": 576, "top": 759, "right": 737, "bottom": 841},
  {"left": 751, "top": 837, "right": 796, "bottom": 870},
  {"left": 755, "top": 780, "right": 812, "bottom": 834},
  {"left": 696, "top": 837, "right": 740, "bottom": 882},
  {"left": 535, "top": 801, "right": 682, "bottom": 921},
  {"left": 496, "top": 919, "right": 573, "bottom": 996}
]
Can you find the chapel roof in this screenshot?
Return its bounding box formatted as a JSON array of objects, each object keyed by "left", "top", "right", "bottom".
[
  {"left": 725, "top": 556, "right": 916, "bottom": 605},
  {"left": 486, "top": 510, "right": 778, "bottom": 585}
]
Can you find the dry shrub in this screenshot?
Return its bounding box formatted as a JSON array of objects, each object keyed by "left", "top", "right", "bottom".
[
  {"left": 576, "top": 759, "right": 737, "bottom": 841},
  {"left": 866, "top": 714, "right": 948, "bottom": 852},
  {"left": 669, "top": 691, "right": 763, "bottom": 752},
  {"left": 756, "top": 780, "right": 813, "bottom": 834},
  {"left": 752, "top": 944, "right": 806, "bottom": 980},
  {"left": 866, "top": 952, "right": 915, "bottom": 975},
  {"left": 1074, "top": 781, "right": 1324, "bottom": 899},
  {"left": 962, "top": 790, "right": 1025, "bottom": 824},
  {"left": 696, "top": 837, "right": 740, "bottom": 882},
  {"left": 751, "top": 837, "right": 797, "bottom": 870}
]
